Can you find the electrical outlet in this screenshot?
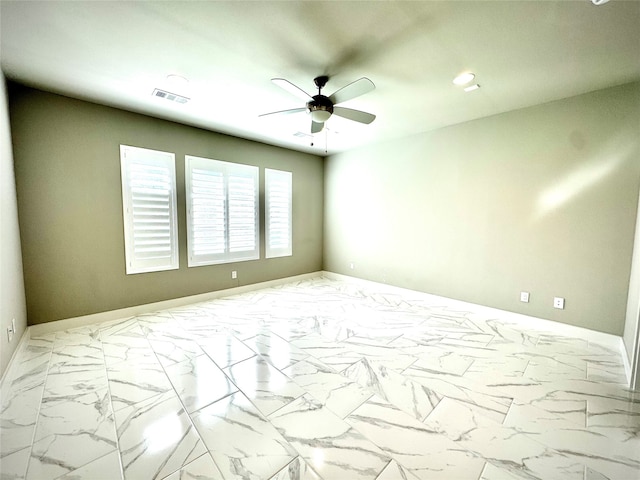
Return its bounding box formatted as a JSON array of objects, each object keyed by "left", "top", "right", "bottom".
[
  {"left": 349, "top": 262, "right": 355, "bottom": 270},
  {"left": 553, "top": 297, "right": 565, "bottom": 309},
  {"left": 231, "top": 270, "right": 237, "bottom": 279},
  {"left": 520, "top": 291, "right": 530, "bottom": 303}
]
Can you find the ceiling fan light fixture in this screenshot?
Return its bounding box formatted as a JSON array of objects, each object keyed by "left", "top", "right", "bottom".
[
  {"left": 310, "top": 108, "right": 332, "bottom": 123},
  {"left": 453, "top": 72, "right": 475, "bottom": 86},
  {"left": 307, "top": 94, "right": 334, "bottom": 123}
]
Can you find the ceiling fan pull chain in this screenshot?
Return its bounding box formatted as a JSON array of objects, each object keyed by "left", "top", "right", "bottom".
[{"left": 325, "top": 128, "right": 328, "bottom": 155}]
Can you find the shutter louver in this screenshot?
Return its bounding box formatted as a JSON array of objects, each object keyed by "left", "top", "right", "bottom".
[
  {"left": 266, "top": 169, "right": 292, "bottom": 258},
  {"left": 120, "top": 146, "right": 178, "bottom": 274},
  {"left": 191, "top": 168, "right": 226, "bottom": 256},
  {"left": 228, "top": 174, "right": 257, "bottom": 253}
]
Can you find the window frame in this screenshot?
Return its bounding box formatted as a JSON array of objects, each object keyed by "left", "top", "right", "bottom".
[{"left": 185, "top": 155, "right": 260, "bottom": 267}]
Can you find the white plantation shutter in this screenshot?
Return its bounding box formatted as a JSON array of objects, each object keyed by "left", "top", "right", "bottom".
[
  {"left": 120, "top": 145, "right": 178, "bottom": 274},
  {"left": 190, "top": 167, "right": 226, "bottom": 257},
  {"left": 266, "top": 168, "right": 292, "bottom": 258},
  {"left": 186, "top": 156, "right": 259, "bottom": 266},
  {"left": 228, "top": 173, "right": 258, "bottom": 253}
]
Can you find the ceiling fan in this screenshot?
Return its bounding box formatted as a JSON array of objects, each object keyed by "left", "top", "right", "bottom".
[{"left": 260, "top": 75, "right": 376, "bottom": 134}]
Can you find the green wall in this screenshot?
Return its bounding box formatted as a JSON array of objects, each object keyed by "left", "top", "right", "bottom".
[
  {"left": 324, "top": 82, "right": 640, "bottom": 336},
  {"left": 9, "top": 85, "right": 324, "bottom": 325}
]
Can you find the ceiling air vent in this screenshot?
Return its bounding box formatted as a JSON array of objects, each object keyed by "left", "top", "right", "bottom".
[{"left": 152, "top": 88, "right": 189, "bottom": 104}]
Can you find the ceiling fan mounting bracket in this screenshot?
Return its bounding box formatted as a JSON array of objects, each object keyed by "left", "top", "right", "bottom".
[{"left": 314, "top": 75, "right": 329, "bottom": 91}]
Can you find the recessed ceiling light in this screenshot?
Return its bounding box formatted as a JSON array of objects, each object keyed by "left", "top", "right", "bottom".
[
  {"left": 453, "top": 72, "right": 475, "bottom": 86},
  {"left": 464, "top": 84, "right": 480, "bottom": 92},
  {"left": 166, "top": 74, "right": 189, "bottom": 87}
]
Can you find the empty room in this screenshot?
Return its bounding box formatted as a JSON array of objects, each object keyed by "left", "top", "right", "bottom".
[{"left": 1, "top": 1, "right": 639, "bottom": 479}]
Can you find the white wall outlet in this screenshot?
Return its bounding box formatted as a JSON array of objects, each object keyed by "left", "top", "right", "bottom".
[
  {"left": 231, "top": 270, "right": 237, "bottom": 279},
  {"left": 553, "top": 297, "right": 565, "bottom": 309},
  {"left": 349, "top": 262, "right": 355, "bottom": 270},
  {"left": 520, "top": 291, "right": 530, "bottom": 303}
]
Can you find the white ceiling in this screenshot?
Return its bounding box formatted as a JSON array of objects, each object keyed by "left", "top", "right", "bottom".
[{"left": 1, "top": 1, "right": 639, "bottom": 156}]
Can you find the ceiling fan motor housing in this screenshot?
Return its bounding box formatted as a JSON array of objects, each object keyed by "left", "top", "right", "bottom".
[{"left": 307, "top": 94, "right": 334, "bottom": 122}]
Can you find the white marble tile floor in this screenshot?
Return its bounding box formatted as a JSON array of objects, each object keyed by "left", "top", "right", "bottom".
[{"left": 1, "top": 276, "right": 638, "bottom": 479}]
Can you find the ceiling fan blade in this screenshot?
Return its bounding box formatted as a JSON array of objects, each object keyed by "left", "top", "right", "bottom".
[
  {"left": 272, "top": 78, "right": 313, "bottom": 101},
  {"left": 329, "top": 77, "right": 375, "bottom": 105},
  {"left": 259, "top": 107, "right": 307, "bottom": 118},
  {"left": 332, "top": 107, "right": 376, "bottom": 124},
  {"left": 311, "top": 120, "right": 324, "bottom": 134}
]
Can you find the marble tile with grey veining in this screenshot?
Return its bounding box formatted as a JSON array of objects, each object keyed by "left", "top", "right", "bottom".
[
  {"left": 422, "top": 396, "right": 585, "bottom": 480},
  {"left": 402, "top": 366, "right": 513, "bottom": 423},
  {"left": 27, "top": 381, "right": 117, "bottom": 478},
  {"left": 147, "top": 334, "right": 205, "bottom": 368},
  {"left": 346, "top": 395, "right": 485, "bottom": 480},
  {"left": 0, "top": 446, "right": 31, "bottom": 480},
  {"left": 224, "top": 355, "right": 305, "bottom": 417},
  {"left": 586, "top": 360, "right": 628, "bottom": 385},
  {"left": 101, "top": 325, "right": 156, "bottom": 367},
  {"left": 132, "top": 311, "right": 175, "bottom": 332},
  {"left": 343, "top": 358, "right": 440, "bottom": 422},
  {"left": 107, "top": 357, "right": 173, "bottom": 412},
  {"left": 283, "top": 357, "right": 373, "bottom": 418},
  {"left": 162, "top": 452, "right": 224, "bottom": 480},
  {"left": 98, "top": 317, "right": 139, "bottom": 338},
  {"left": 27, "top": 436, "right": 117, "bottom": 480},
  {"left": 197, "top": 333, "right": 256, "bottom": 369},
  {"left": 409, "top": 350, "right": 474, "bottom": 376},
  {"left": 289, "top": 334, "right": 364, "bottom": 373},
  {"left": 164, "top": 354, "right": 237, "bottom": 413},
  {"left": 43, "top": 361, "right": 109, "bottom": 400},
  {"left": 269, "top": 394, "right": 391, "bottom": 480},
  {"left": 191, "top": 391, "right": 297, "bottom": 480},
  {"left": 1, "top": 376, "right": 47, "bottom": 458},
  {"left": 243, "top": 333, "right": 309, "bottom": 370},
  {"left": 48, "top": 342, "right": 104, "bottom": 372},
  {"left": 503, "top": 400, "right": 587, "bottom": 433},
  {"left": 268, "top": 456, "right": 322, "bottom": 480},
  {"left": 339, "top": 337, "right": 418, "bottom": 372},
  {"left": 479, "top": 462, "right": 530, "bottom": 480},
  {"left": 56, "top": 450, "right": 124, "bottom": 480},
  {"left": 34, "top": 388, "right": 116, "bottom": 446},
  {"left": 526, "top": 425, "right": 640, "bottom": 479},
  {"left": 114, "top": 390, "right": 206, "bottom": 480},
  {"left": 374, "top": 459, "right": 421, "bottom": 480}
]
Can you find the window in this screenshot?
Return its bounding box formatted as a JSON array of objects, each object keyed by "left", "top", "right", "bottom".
[
  {"left": 186, "top": 155, "right": 259, "bottom": 266},
  {"left": 120, "top": 145, "right": 178, "bottom": 274},
  {"left": 265, "top": 168, "right": 292, "bottom": 258}
]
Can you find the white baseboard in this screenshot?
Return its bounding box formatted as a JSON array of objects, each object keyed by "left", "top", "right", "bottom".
[
  {"left": 0, "top": 328, "right": 31, "bottom": 404},
  {"left": 29, "top": 272, "right": 323, "bottom": 337},
  {"left": 620, "top": 338, "right": 633, "bottom": 387}
]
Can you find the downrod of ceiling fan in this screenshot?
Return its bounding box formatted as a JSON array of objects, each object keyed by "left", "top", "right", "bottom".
[{"left": 313, "top": 75, "right": 329, "bottom": 94}]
